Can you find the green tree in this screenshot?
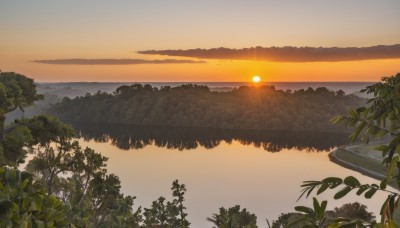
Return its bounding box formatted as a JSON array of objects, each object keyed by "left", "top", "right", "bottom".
[
  {"left": 171, "top": 180, "right": 190, "bottom": 227},
  {"left": 208, "top": 205, "right": 258, "bottom": 228},
  {"left": 0, "top": 72, "right": 145, "bottom": 227},
  {"left": 325, "top": 202, "right": 375, "bottom": 223},
  {"left": 296, "top": 73, "right": 400, "bottom": 226},
  {"left": 267, "top": 213, "right": 302, "bottom": 228},
  {"left": 142, "top": 180, "right": 189, "bottom": 228},
  {"left": 0, "top": 71, "right": 42, "bottom": 166}
]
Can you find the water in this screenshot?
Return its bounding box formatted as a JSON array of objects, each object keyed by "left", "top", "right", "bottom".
[{"left": 72, "top": 123, "right": 388, "bottom": 227}]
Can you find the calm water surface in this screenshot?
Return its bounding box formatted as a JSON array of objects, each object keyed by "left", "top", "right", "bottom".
[{"left": 74, "top": 124, "right": 387, "bottom": 227}]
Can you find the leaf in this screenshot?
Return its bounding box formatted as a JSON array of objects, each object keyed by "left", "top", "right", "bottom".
[
  {"left": 389, "top": 195, "right": 395, "bottom": 220},
  {"left": 317, "top": 183, "right": 329, "bottom": 195},
  {"left": 313, "top": 197, "right": 320, "bottom": 216},
  {"left": 321, "top": 177, "right": 343, "bottom": 188},
  {"left": 330, "top": 115, "right": 345, "bottom": 124},
  {"left": 356, "top": 186, "right": 368, "bottom": 196},
  {"left": 380, "top": 178, "right": 388, "bottom": 190},
  {"left": 334, "top": 186, "right": 352, "bottom": 199},
  {"left": 343, "top": 176, "right": 360, "bottom": 188},
  {"left": 320, "top": 200, "right": 327, "bottom": 215},
  {"left": 380, "top": 195, "right": 390, "bottom": 224},
  {"left": 294, "top": 206, "right": 314, "bottom": 216},
  {"left": 34, "top": 220, "right": 46, "bottom": 228},
  {"left": 386, "top": 156, "right": 399, "bottom": 180},
  {"left": 349, "top": 122, "right": 367, "bottom": 142},
  {"left": 0, "top": 199, "right": 14, "bottom": 215},
  {"left": 364, "top": 188, "right": 378, "bottom": 199},
  {"left": 286, "top": 216, "right": 312, "bottom": 228}
]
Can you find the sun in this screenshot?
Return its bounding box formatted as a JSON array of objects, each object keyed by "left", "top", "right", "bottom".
[{"left": 252, "top": 75, "right": 261, "bottom": 83}]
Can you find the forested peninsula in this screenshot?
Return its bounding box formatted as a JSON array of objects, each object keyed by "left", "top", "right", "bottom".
[{"left": 49, "top": 84, "right": 365, "bottom": 132}]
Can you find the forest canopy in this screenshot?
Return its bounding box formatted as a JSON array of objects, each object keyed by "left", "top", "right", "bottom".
[{"left": 50, "top": 84, "right": 365, "bottom": 132}]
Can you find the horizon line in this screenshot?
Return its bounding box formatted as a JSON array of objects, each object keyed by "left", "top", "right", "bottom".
[{"left": 36, "top": 81, "right": 377, "bottom": 83}]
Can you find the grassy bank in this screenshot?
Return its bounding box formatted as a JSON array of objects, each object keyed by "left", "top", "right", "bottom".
[
  {"left": 332, "top": 147, "right": 388, "bottom": 180},
  {"left": 330, "top": 145, "right": 400, "bottom": 221}
]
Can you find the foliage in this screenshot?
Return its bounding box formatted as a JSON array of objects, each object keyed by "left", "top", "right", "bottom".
[
  {"left": 0, "top": 166, "right": 68, "bottom": 227},
  {"left": 49, "top": 84, "right": 364, "bottom": 132},
  {"left": 0, "top": 71, "right": 42, "bottom": 115},
  {"left": 16, "top": 115, "right": 145, "bottom": 227},
  {"left": 208, "top": 205, "right": 258, "bottom": 228},
  {"left": 1, "top": 125, "right": 33, "bottom": 166},
  {"left": 269, "top": 202, "right": 374, "bottom": 227},
  {"left": 325, "top": 202, "right": 375, "bottom": 223},
  {"left": 286, "top": 197, "right": 327, "bottom": 227},
  {"left": 0, "top": 72, "right": 143, "bottom": 227},
  {"left": 267, "top": 212, "right": 302, "bottom": 228},
  {"left": 0, "top": 71, "right": 42, "bottom": 166},
  {"left": 297, "top": 73, "right": 400, "bottom": 226},
  {"left": 331, "top": 73, "right": 400, "bottom": 159},
  {"left": 142, "top": 180, "right": 190, "bottom": 228},
  {"left": 298, "top": 176, "right": 393, "bottom": 226}
]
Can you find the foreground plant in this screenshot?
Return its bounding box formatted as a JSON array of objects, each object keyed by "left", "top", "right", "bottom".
[
  {"left": 0, "top": 167, "right": 68, "bottom": 227},
  {"left": 208, "top": 205, "right": 257, "bottom": 228},
  {"left": 296, "top": 73, "right": 400, "bottom": 227}
]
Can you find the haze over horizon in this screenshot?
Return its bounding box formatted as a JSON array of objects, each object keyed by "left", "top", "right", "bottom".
[{"left": 1, "top": 0, "right": 400, "bottom": 82}]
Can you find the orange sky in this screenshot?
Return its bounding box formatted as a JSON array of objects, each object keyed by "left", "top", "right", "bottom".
[
  {"left": 1, "top": 1, "right": 399, "bottom": 82},
  {"left": 2, "top": 58, "right": 398, "bottom": 82}
]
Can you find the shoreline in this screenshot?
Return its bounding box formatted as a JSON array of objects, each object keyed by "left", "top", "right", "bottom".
[{"left": 329, "top": 147, "right": 385, "bottom": 181}]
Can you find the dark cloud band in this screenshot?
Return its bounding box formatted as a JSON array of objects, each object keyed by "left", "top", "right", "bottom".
[
  {"left": 33, "top": 59, "right": 205, "bottom": 65},
  {"left": 138, "top": 44, "right": 400, "bottom": 62}
]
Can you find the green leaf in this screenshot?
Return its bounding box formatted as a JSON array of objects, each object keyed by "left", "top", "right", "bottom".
[
  {"left": 34, "top": 220, "right": 46, "bottom": 228},
  {"left": 349, "top": 122, "right": 367, "bottom": 142},
  {"left": 343, "top": 176, "right": 360, "bottom": 188},
  {"left": 330, "top": 115, "right": 345, "bottom": 124},
  {"left": 317, "top": 183, "right": 329, "bottom": 195},
  {"left": 334, "top": 186, "right": 352, "bottom": 200},
  {"left": 0, "top": 199, "right": 14, "bottom": 215},
  {"left": 364, "top": 188, "right": 377, "bottom": 199},
  {"left": 321, "top": 177, "right": 343, "bottom": 188},
  {"left": 386, "top": 155, "right": 398, "bottom": 179},
  {"left": 389, "top": 195, "right": 395, "bottom": 220},
  {"left": 356, "top": 186, "right": 368, "bottom": 196},
  {"left": 313, "top": 197, "right": 320, "bottom": 216},
  {"left": 380, "top": 178, "right": 388, "bottom": 190},
  {"left": 320, "top": 200, "right": 327, "bottom": 215},
  {"left": 294, "top": 206, "right": 314, "bottom": 216}
]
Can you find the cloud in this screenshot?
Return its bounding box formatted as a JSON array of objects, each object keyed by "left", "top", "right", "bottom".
[
  {"left": 138, "top": 44, "right": 400, "bottom": 62},
  {"left": 33, "top": 58, "right": 205, "bottom": 65}
]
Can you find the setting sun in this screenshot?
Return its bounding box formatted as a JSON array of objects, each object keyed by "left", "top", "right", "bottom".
[{"left": 252, "top": 75, "right": 261, "bottom": 83}]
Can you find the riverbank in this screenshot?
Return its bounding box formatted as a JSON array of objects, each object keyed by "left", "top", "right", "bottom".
[
  {"left": 329, "top": 144, "right": 400, "bottom": 221},
  {"left": 329, "top": 147, "right": 387, "bottom": 181}
]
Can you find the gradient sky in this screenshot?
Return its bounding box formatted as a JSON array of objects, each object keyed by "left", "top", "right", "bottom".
[{"left": 1, "top": 0, "right": 400, "bottom": 82}]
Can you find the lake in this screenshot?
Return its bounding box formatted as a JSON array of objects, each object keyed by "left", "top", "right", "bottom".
[{"left": 72, "top": 123, "right": 387, "bottom": 227}]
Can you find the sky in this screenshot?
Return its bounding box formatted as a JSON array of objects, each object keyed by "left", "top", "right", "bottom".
[{"left": 1, "top": 0, "right": 400, "bottom": 82}]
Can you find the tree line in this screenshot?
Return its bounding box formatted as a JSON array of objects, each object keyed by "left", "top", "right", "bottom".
[{"left": 49, "top": 83, "right": 365, "bottom": 132}]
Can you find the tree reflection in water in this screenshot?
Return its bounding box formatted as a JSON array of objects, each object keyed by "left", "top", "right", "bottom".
[{"left": 71, "top": 123, "right": 349, "bottom": 152}]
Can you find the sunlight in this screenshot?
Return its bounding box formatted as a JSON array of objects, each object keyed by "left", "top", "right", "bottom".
[{"left": 252, "top": 75, "right": 261, "bottom": 83}]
